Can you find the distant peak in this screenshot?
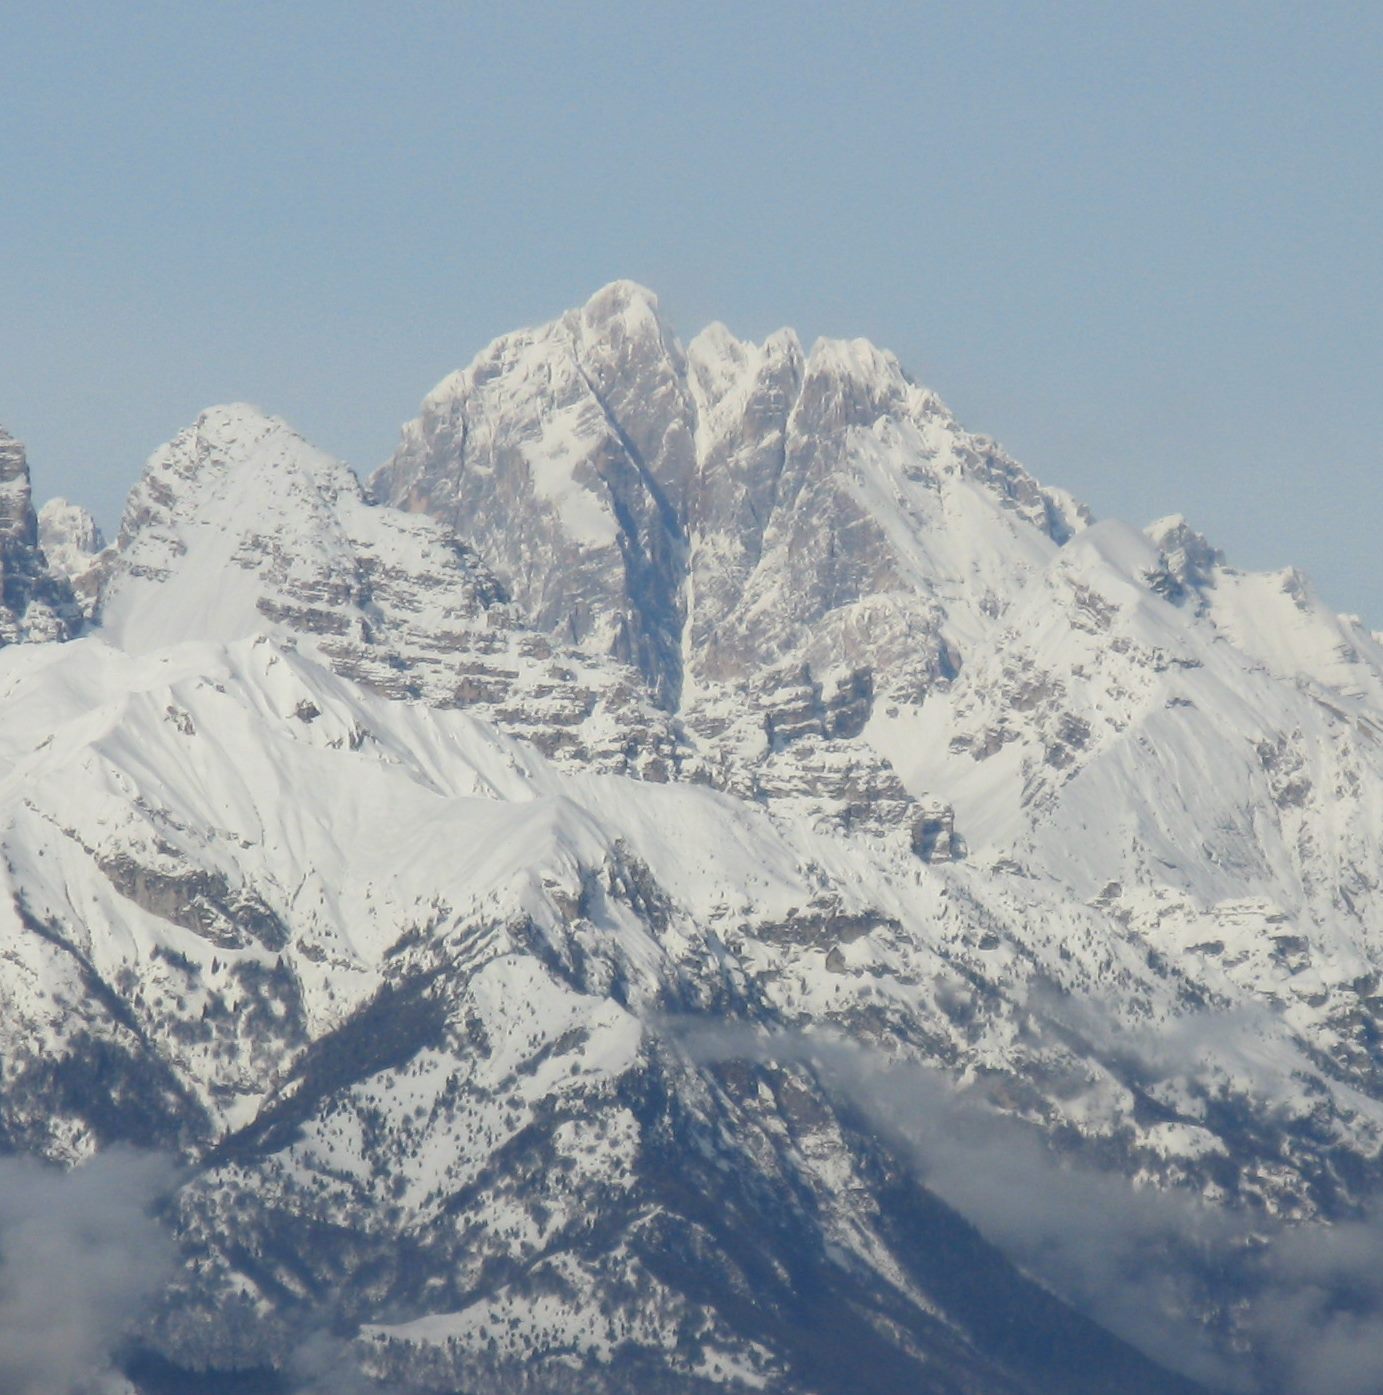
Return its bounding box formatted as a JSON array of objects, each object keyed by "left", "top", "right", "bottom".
[
  {"left": 689, "top": 321, "right": 803, "bottom": 366},
  {"left": 687, "top": 321, "right": 805, "bottom": 424},
  {"left": 189, "top": 402, "right": 287, "bottom": 445},
  {"left": 0, "top": 425, "right": 30, "bottom": 487},
  {"left": 763, "top": 326, "right": 804, "bottom": 356},
  {"left": 38, "top": 498, "right": 105, "bottom": 555},
  {"left": 117, "top": 402, "right": 356, "bottom": 554},
  {"left": 805, "top": 335, "right": 907, "bottom": 386},
  {"left": 574, "top": 280, "right": 678, "bottom": 366},
  {"left": 151, "top": 404, "right": 331, "bottom": 482},
  {"left": 1147, "top": 512, "right": 1187, "bottom": 533},
  {"left": 1145, "top": 514, "right": 1222, "bottom": 588},
  {"left": 688, "top": 319, "right": 741, "bottom": 356},
  {"left": 0, "top": 424, "right": 26, "bottom": 464},
  {"left": 418, "top": 282, "right": 671, "bottom": 415},
  {"left": 581, "top": 279, "right": 661, "bottom": 321}
]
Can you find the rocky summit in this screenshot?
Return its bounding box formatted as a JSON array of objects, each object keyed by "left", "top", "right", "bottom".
[{"left": 2, "top": 284, "right": 1382, "bottom": 1395}]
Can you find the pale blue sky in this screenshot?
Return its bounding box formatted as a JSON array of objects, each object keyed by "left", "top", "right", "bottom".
[{"left": 1, "top": 2, "right": 1379, "bottom": 621}]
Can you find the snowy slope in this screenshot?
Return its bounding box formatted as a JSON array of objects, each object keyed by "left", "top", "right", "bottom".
[{"left": 0, "top": 629, "right": 1216, "bottom": 1395}]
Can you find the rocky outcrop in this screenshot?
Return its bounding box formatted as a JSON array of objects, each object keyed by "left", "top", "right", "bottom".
[
  {"left": 910, "top": 800, "right": 958, "bottom": 862},
  {"left": 0, "top": 427, "right": 81, "bottom": 643},
  {"left": 38, "top": 496, "right": 107, "bottom": 620},
  {"left": 373, "top": 283, "right": 693, "bottom": 708}
]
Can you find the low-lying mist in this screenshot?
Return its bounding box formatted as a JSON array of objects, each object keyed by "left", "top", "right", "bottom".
[{"left": 661, "top": 1016, "right": 1383, "bottom": 1395}]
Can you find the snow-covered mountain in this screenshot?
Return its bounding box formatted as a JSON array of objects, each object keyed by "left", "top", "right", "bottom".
[{"left": 3, "top": 284, "right": 1382, "bottom": 1395}]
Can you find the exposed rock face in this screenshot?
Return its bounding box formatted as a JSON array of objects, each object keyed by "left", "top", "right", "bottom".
[
  {"left": 377, "top": 289, "right": 1088, "bottom": 722},
  {"left": 910, "top": 800, "right": 958, "bottom": 862},
  {"left": 38, "top": 494, "right": 105, "bottom": 568},
  {"left": 104, "top": 403, "right": 503, "bottom": 654},
  {"left": 0, "top": 426, "right": 81, "bottom": 643},
  {"left": 374, "top": 283, "right": 694, "bottom": 709},
  {"left": 1145, "top": 514, "right": 1223, "bottom": 597},
  {"left": 683, "top": 323, "right": 805, "bottom": 667},
  {"left": 38, "top": 496, "right": 107, "bottom": 619},
  {"left": 373, "top": 283, "right": 1098, "bottom": 847},
  {"left": 98, "top": 404, "right": 684, "bottom": 778},
  {"left": 682, "top": 330, "right": 1082, "bottom": 702}
]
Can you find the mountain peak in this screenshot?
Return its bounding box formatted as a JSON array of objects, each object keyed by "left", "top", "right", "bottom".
[
  {"left": 0, "top": 425, "right": 82, "bottom": 644},
  {"left": 188, "top": 401, "right": 283, "bottom": 444},
  {"left": 1145, "top": 513, "right": 1223, "bottom": 591},
  {"left": 579, "top": 277, "right": 662, "bottom": 323},
  {"left": 571, "top": 278, "right": 689, "bottom": 416},
  {"left": 101, "top": 406, "right": 514, "bottom": 666},
  {"left": 805, "top": 333, "right": 906, "bottom": 384},
  {"left": 0, "top": 422, "right": 27, "bottom": 483},
  {"left": 117, "top": 404, "right": 344, "bottom": 549},
  {"left": 0, "top": 424, "right": 36, "bottom": 544},
  {"left": 37, "top": 496, "right": 105, "bottom": 565},
  {"left": 687, "top": 321, "right": 804, "bottom": 420}
]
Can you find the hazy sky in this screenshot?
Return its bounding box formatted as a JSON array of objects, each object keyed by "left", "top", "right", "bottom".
[{"left": 2, "top": 2, "right": 1379, "bottom": 621}]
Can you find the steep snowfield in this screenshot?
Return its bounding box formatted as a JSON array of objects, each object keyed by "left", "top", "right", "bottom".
[{"left": 2, "top": 284, "right": 1382, "bottom": 1394}]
